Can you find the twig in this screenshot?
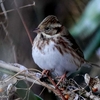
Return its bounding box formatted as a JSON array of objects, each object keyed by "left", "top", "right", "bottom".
[
  {"left": 0, "top": 2, "right": 35, "bottom": 15},
  {"left": 0, "top": 0, "right": 8, "bottom": 20},
  {"left": 1, "top": 61, "right": 100, "bottom": 100},
  {"left": 0, "top": 62, "right": 21, "bottom": 72},
  {"left": 0, "top": 61, "right": 57, "bottom": 94},
  {"left": 14, "top": 0, "right": 33, "bottom": 45},
  {"left": 47, "top": 75, "right": 66, "bottom": 100}
]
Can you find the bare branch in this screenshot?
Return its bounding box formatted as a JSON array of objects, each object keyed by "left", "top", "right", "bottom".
[
  {"left": 0, "top": 2, "right": 35, "bottom": 15},
  {"left": 0, "top": 61, "right": 100, "bottom": 100}
]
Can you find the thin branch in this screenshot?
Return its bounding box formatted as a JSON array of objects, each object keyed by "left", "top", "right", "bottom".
[
  {"left": 0, "top": 0, "right": 8, "bottom": 20},
  {"left": 0, "top": 61, "right": 56, "bottom": 94},
  {"left": 0, "top": 62, "right": 21, "bottom": 72},
  {"left": 0, "top": 2, "right": 35, "bottom": 15},
  {"left": 14, "top": 0, "right": 33, "bottom": 45},
  {"left": 0, "top": 61, "right": 100, "bottom": 100}
]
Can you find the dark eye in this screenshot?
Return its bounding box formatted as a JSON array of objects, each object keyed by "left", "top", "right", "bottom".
[
  {"left": 45, "top": 27, "right": 49, "bottom": 30},
  {"left": 41, "top": 33, "right": 44, "bottom": 38}
]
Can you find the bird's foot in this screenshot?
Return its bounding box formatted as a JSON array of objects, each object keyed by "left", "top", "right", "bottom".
[
  {"left": 40, "top": 70, "right": 50, "bottom": 82},
  {"left": 42, "top": 69, "right": 50, "bottom": 76},
  {"left": 41, "top": 70, "right": 66, "bottom": 100},
  {"left": 56, "top": 73, "right": 66, "bottom": 87}
]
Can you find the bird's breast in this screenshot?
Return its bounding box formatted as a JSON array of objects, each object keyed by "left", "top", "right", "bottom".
[{"left": 32, "top": 36, "right": 82, "bottom": 76}]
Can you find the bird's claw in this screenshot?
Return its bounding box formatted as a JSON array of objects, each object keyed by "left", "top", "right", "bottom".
[{"left": 42, "top": 69, "right": 50, "bottom": 76}]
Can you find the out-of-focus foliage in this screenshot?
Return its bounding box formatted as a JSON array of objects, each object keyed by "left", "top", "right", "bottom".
[{"left": 70, "top": 0, "right": 100, "bottom": 59}]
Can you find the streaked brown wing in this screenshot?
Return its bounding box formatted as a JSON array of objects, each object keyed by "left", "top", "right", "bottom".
[{"left": 63, "top": 30, "right": 84, "bottom": 58}]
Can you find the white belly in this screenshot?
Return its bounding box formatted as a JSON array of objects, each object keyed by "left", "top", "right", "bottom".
[{"left": 32, "top": 39, "right": 79, "bottom": 76}]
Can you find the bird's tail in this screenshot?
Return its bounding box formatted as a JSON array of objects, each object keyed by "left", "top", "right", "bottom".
[{"left": 80, "top": 61, "right": 100, "bottom": 77}]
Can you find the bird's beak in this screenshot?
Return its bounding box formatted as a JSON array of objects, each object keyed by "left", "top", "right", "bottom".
[{"left": 33, "top": 28, "right": 41, "bottom": 33}]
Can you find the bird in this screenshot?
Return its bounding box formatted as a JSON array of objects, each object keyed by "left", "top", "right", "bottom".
[{"left": 32, "top": 15, "right": 86, "bottom": 79}]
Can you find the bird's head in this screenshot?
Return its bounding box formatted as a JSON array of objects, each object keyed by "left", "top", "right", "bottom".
[{"left": 33, "top": 15, "right": 65, "bottom": 37}]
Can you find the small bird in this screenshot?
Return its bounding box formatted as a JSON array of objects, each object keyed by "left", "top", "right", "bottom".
[{"left": 32, "top": 15, "right": 86, "bottom": 79}]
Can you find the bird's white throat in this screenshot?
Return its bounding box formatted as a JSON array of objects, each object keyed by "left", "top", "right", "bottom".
[{"left": 40, "top": 32, "right": 60, "bottom": 38}]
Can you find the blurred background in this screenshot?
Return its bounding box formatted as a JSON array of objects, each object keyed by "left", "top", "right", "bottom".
[{"left": 0, "top": 0, "right": 100, "bottom": 100}]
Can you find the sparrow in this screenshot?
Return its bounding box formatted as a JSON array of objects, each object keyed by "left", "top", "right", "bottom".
[{"left": 32, "top": 15, "right": 86, "bottom": 78}]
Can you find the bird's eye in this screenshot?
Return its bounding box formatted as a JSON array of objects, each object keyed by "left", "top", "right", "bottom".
[{"left": 45, "top": 27, "right": 49, "bottom": 30}]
